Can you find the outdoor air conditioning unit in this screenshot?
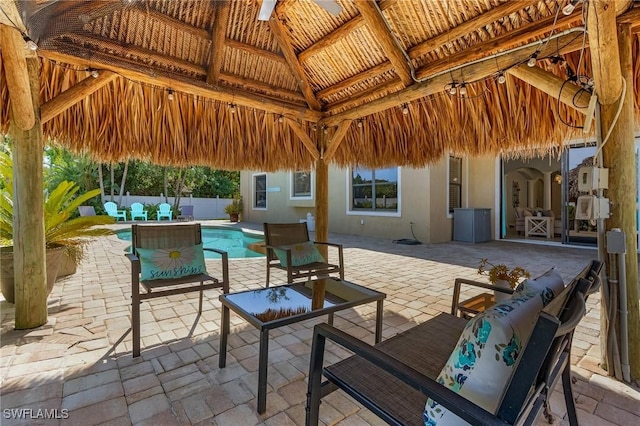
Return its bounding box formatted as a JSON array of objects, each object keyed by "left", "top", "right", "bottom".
[{"left": 575, "top": 195, "right": 610, "bottom": 220}]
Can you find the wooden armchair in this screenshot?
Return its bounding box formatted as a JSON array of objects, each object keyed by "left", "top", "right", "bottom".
[
  {"left": 306, "top": 260, "right": 602, "bottom": 426},
  {"left": 126, "top": 223, "right": 229, "bottom": 357},
  {"left": 263, "top": 222, "right": 344, "bottom": 287}
]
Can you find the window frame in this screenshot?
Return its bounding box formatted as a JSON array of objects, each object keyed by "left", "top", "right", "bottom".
[
  {"left": 447, "top": 155, "right": 463, "bottom": 217},
  {"left": 346, "top": 167, "right": 401, "bottom": 217},
  {"left": 252, "top": 173, "right": 267, "bottom": 210},
  {"left": 289, "top": 170, "right": 314, "bottom": 200}
]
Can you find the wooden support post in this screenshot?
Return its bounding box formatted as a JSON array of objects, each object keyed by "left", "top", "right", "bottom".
[
  {"left": 10, "top": 52, "right": 47, "bottom": 329},
  {"left": 600, "top": 23, "right": 639, "bottom": 380},
  {"left": 315, "top": 132, "right": 329, "bottom": 258},
  {"left": 0, "top": 25, "right": 35, "bottom": 130}
]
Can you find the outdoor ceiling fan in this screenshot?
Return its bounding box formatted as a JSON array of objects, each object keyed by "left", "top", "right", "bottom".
[{"left": 258, "top": 0, "right": 342, "bottom": 21}]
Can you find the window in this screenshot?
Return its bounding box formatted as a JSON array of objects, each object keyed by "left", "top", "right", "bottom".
[
  {"left": 449, "top": 156, "right": 462, "bottom": 213},
  {"left": 253, "top": 173, "right": 267, "bottom": 209},
  {"left": 351, "top": 167, "right": 398, "bottom": 212},
  {"left": 290, "top": 171, "right": 313, "bottom": 199}
]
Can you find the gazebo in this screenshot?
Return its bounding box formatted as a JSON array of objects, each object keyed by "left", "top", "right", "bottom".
[{"left": 1, "top": 0, "right": 639, "bottom": 381}]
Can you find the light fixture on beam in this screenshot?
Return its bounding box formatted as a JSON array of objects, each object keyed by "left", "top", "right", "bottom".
[
  {"left": 278, "top": 115, "right": 284, "bottom": 123},
  {"left": 458, "top": 84, "right": 467, "bottom": 96},
  {"left": 562, "top": 0, "right": 580, "bottom": 16},
  {"left": 167, "top": 89, "right": 174, "bottom": 101},
  {"left": 527, "top": 52, "right": 539, "bottom": 67},
  {"left": 447, "top": 83, "right": 457, "bottom": 95},
  {"left": 402, "top": 104, "right": 409, "bottom": 115},
  {"left": 229, "top": 103, "right": 236, "bottom": 114},
  {"left": 357, "top": 120, "right": 363, "bottom": 128},
  {"left": 497, "top": 72, "right": 506, "bottom": 84},
  {"left": 89, "top": 68, "right": 99, "bottom": 78},
  {"left": 21, "top": 33, "right": 38, "bottom": 51}
]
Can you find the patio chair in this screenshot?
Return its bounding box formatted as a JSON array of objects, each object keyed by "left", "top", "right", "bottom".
[
  {"left": 306, "top": 260, "right": 602, "bottom": 426},
  {"left": 156, "top": 203, "right": 172, "bottom": 221},
  {"left": 264, "top": 222, "right": 344, "bottom": 287},
  {"left": 126, "top": 223, "right": 229, "bottom": 357},
  {"left": 130, "top": 202, "right": 148, "bottom": 221},
  {"left": 177, "top": 205, "right": 194, "bottom": 221},
  {"left": 103, "top": 201, "right": 126, "bottom": 221}
]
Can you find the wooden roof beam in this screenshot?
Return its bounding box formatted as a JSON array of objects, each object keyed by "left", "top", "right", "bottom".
[
  {"left": 40, "top": 48, "right": 323, "bottom": 123},
  {"left": 355, "top": 1, "right": 412, "bottom": 86},
  {"left": 41, "top": 71, "right": 119, "bottom": 123},
  {"left": 507, "top": 66, "right": 591, "bottom": 114},
  {"left": 269, "top": 14, "right": 321, "bottom": 110},
  {"left": 207, "top": 0, "right": 231, "bottom": 85},
  {"left": 321, "top": 31, "right": 585, "bottom": 126},
  {"left": 408, "top": 0, "right": 540, "bottom": 60},
  {"left": 0, "top": 0, "right": 26, "bottom": 31},
  {"left": 588, "top": 0, "right": 623, "bottom": 105},
  {"left": 327, "top": 78, "right": 404, "bottom": 112},
  {"left": 316, "top": 61, "right": 394, "bottom": 100},
  {"left": 284, "top": 118, "right": 320, "bottom": 160},
  {"left": 298, "top": 0, "right": 395, "bottom": 63},
  {"left": 225, "top": 39, "right": 287, "bottom": 65},
  {"left": 219, "top": 72, "right": 306, "bottom": 103},
  {"left": 414, "top": 11, "right": 584, "bottom": 80},
  {"left": 0, "top": 24, "right": 36, "bottom": 130},
  {"left": 323, "top": 120, "right": 352, "bottom": 161}
]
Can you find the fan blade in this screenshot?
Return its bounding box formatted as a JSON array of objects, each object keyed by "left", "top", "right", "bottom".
[
  {"left": 314, "top": 0, "right": 342, "bottom": 16},
  {"left": 258, "top": 0, "right": 277, "bottom": 21}
]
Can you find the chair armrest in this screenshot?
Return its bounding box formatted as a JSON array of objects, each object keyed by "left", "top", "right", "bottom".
[
  {"left": 312, "top": 241, "right": 343, "bottom": 249},
  {"left": 203, "top": 248, "right": 230, "bottom": 293},
  {"left": 125, "top": 253, "right": 140, "bottom": 273},
  {"left": 307, "top": 323, "right": 508, "bottom": 426},
  {"left": 451, "top": 278, "right": 514, "bottom": 316}
]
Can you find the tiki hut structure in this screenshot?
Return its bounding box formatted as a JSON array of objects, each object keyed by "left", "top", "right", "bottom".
[{"left": 0, "top": 0, "right": 639, "bottom": 378}]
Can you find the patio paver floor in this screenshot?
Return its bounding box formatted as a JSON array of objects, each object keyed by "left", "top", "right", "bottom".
[{"left": 1, "top": 221, "right": 639, "bottom": 425}]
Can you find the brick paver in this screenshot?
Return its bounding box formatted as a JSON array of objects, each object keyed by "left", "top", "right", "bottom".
[{"left": 1, "top": 220, "right": 639, "bottom": 425}]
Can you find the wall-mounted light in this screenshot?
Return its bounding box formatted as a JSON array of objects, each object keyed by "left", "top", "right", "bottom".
[
  {"left": 527, "top": 52, "right": 539, "bottom": 68},
  {"left": 555, "top": 174, "right": 562, "bottom": 184},
  {"left": 167, "top": 89, "right": 174, "bottom": 101},
  {"left": 22, "top": 33, "right": 38, "bottom": 51}
]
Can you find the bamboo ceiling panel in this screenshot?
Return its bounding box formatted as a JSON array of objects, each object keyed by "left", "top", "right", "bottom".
[{"left": 1, "top": 0, "right": 639, "bottom": 171}]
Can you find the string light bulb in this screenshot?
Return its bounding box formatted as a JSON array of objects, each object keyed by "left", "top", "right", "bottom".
[
  {"left": 458, "top": 84, "right": 467, "bottom": 96},
  {"left": 278, "top": 115, "right": 284, "bottom": 123},
  {"left": 527, "top": 52, "right": 539, "bottom": 67},
  {"left": 448, "top": 84, "right": 457, "bottom": 95},
  {"left": 497, "top": 72, "right": 506, "bottom": 84},
  {"left": 167, "top": 89, "right": 174, "bottom": 101},
  {"left": 357, "top": 120, "right": 363, "bottom": 128},
  {"left": 229, "top": 103, "right": 236, "bottom": 113},
  {"left": 323, "top": 126, "right": 328, "bottom": 134},
  {"left": 22, "top": 33, "right": 38, "bottom": 51},
  {"left": 90, "top": 69, "right": 99, "bottom": 78},
  {"left": 402, "top": 104, "right": 409, "bottom": 115},
  {"left": 562, "top": 0, "right": 579, "bottom": 16}
]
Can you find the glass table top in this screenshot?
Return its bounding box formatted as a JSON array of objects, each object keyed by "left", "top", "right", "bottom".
[{"left": 221, "top": 278, "right": 384, "bottom": 323}]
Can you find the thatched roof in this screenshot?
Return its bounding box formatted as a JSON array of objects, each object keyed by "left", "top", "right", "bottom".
[{"left": 1, "top": 0, "right": 639, "bottom": 170}]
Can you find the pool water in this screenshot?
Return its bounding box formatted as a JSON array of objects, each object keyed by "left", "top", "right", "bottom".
[{"left": 116, "top": 226, "right": 265, "bottom": 259}]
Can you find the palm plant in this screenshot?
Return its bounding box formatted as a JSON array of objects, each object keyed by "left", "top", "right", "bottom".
[{"left": 0, "top": 151, "right": 114, "bottom": 262}]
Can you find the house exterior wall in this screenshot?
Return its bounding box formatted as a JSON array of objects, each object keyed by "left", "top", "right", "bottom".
[{"left": 240, "top": 156, "right": 498, "bottom": 243}]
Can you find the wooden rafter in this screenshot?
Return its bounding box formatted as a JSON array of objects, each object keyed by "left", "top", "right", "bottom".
[
  {"left": 355, "top": 1, "right": 412, "bottom": 86},
  {"left": 284, "top": 118, "right": 320, "bottom": 160},
  {"left": 316, "top": 61, "right": 394, "bottom": 100},
  {"left": 327, "top": 78, "right": 403, "bottom": 112},
  {"left": 207, "top": 0, "right": 231, "bottom": 85},
  {"left": 414, "top": 12, "right": 584, "bottom": 80},
  {"left": 298, "top": 0, "right": 395, "bottom": 63},
  {"left": 507, "top": 66, "right": 591, "bottom": 114},
  {"left": 322, "top": 31, "right": 585, "bottom": 126},
  {"left": 41, "top": 70, "right": 119, "bottom": 123},
  {"left": 269, "top": 13, "right": 321, "bottom": 111},
  {"left": 40, "top": 48, "right": 323, "bottom": 122},
  {"left": 408, "top": 0, "right": 541, "bottom": 60},
  {"left": 219, "top": 72, "right": 306, "bottom": 103},
  {"left": 225, "top": 39, "right": 287, "bottom": 65},
  {"left": 323, "top": 120, "right": 352, "bottom": 161}
]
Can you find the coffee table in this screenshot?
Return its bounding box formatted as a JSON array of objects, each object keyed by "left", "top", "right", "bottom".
[{"left": 218, "top": 277, "right": 386, "bottom": 413}]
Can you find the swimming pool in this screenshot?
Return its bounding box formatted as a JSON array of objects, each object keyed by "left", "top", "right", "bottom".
[{"left": 116, "top": 226, "right": 265, "bottom": 259}]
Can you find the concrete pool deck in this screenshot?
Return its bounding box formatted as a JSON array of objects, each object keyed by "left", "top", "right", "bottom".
[{"left": 1, "top": 220, "right": 638, "bottom": 425}]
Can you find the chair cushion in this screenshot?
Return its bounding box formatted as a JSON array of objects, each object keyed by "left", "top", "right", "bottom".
[
  {"left": 424, "top": 292, "right": 546, "bottom": 425},
  {"left": 137, "top": 243, "right": 207, "bottom": 281},
  {"left": 515, "top": 267, "right": 564, "bottom": 307},
  {"left": 273, "top": 241, "right": 325, "bottom": 267}
]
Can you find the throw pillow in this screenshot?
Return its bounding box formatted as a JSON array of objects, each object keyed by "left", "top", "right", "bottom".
[
  {"left": 273, "top": 241, "right": 325, "bottom": 267},
  {"left": 515, "top": 267, "right": 564, "bottom": 307},
  {"left": 424, "top": 292, "right": 545, "bottom": 425},
  {"left": 137, "top": 243, "right": 207, "bottom": 281}
]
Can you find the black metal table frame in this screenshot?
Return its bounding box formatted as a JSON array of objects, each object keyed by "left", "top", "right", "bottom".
[{"left": 218, "top": 280, "right": 385, "bottom": 414}]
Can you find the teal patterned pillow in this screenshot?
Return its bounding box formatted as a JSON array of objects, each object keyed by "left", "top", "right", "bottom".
[
  {"left": 515, "top": 267, "right": 564, "bottom": 307},
  {"left": 273, "top": 241, "right": 325, "bottom": 267},
  {"left": 424, "top": 292, "right": 545, "bottom": 425},
  {"left": 137, "top": 243, "right": 207, "bottom": 281}
]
